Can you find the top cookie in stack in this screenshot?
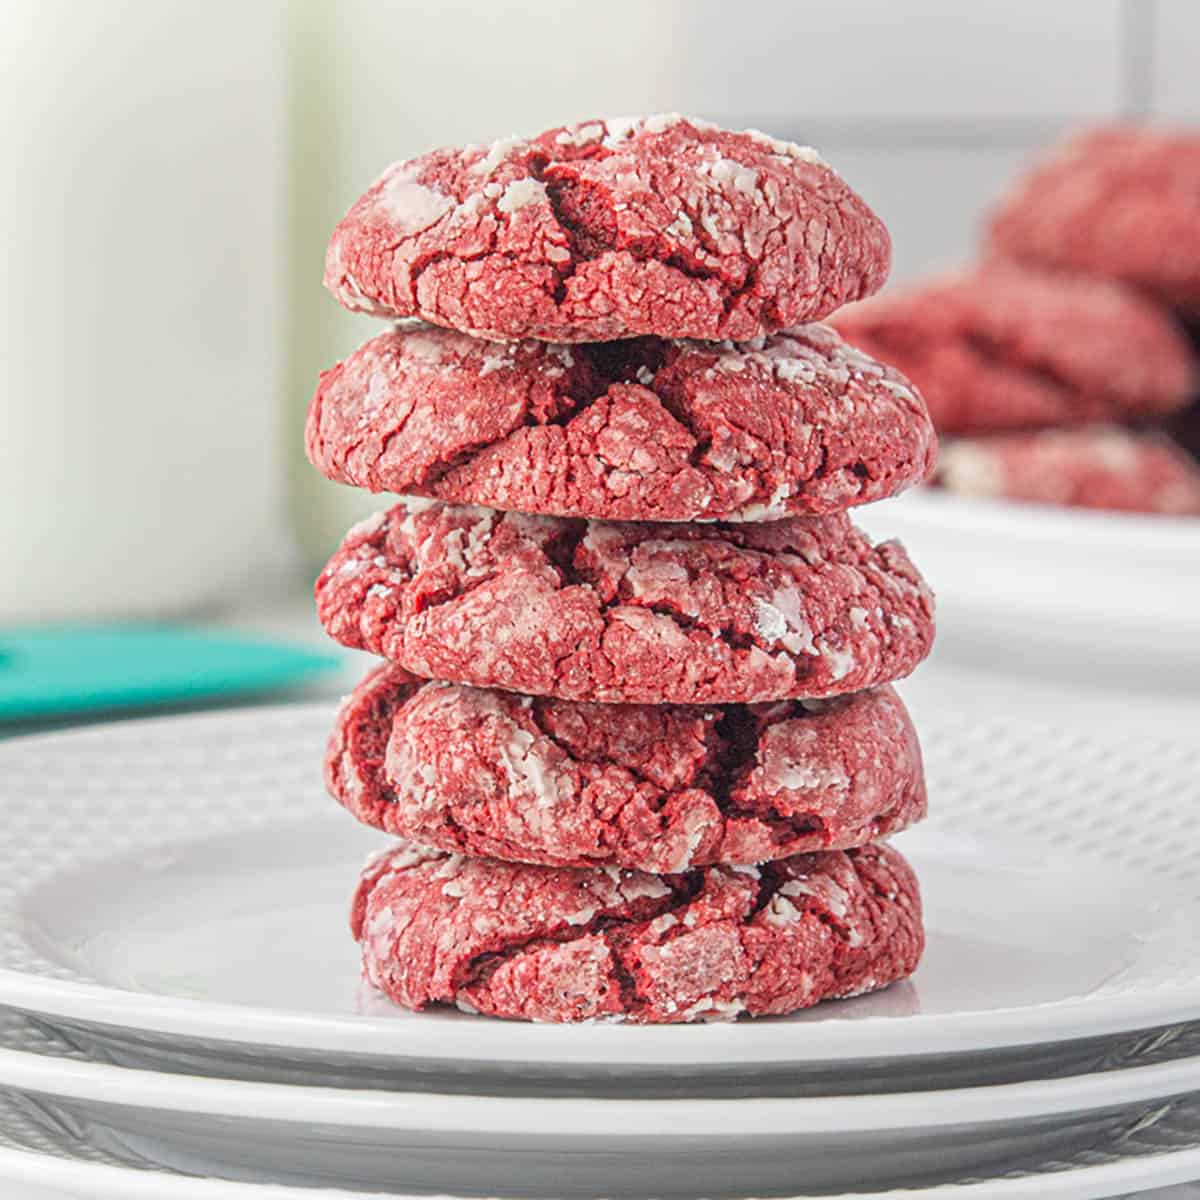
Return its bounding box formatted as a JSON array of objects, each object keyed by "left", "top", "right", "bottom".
[
  {"left": 323, "top": 114, "right": 891, "bottom": 343},
  {"left": 309, "top": 117, "right": 936, "bottom": 1024}
]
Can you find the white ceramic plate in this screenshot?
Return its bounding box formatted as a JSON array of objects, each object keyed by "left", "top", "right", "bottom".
[
  {"left": 5, "top": 1012, "right": 1200, "bottom": 1195},
  {"left": 856, "top": 490, "right": 1200, "bottom": 663},
  {"left": 1, "top": 1078, "right": 1200, "bottom": 1200},
  {"left": 0, "top": 702, "right": 1199, "bottom": 1091}
]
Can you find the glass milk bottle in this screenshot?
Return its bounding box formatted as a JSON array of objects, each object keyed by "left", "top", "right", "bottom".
[{"left": 0, "top": 1, "right": 288, "bottom": 620}]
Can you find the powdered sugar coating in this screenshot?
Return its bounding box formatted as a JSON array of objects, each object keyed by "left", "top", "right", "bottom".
[
  {"left": 351, "top": 839, "right": 923, "bottom": 1023},
  {"left": 987, "top": 125, "right": 1200, "bottom": 315},
  {"left": 936, "top": 426, "right": 1200, "bottom": 515},
  {"left": 833, "top": 262, "right": 1195, "bottom": 435},
  {"left": 326, "top": 664, "right": 926, "bottom": 871},
  {"left": 314, "top": 499, "right": 935, "bottom": 705},
  {"left": 306, "top": 321, "right": 936, "bottom": 522},
  {"left": 324, "top": 115, "right": 890, "bottom": 343}
]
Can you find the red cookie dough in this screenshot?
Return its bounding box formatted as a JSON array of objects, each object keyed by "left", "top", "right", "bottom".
[
  {"left": 328, "top": 663, "right": 926, "bottom": 872},
  {"left": 987, "top": 126, "right": 1200, "bottom": 315},
  {"left": 315, "top": 500, "right": 935, "bottom": 705},
  {"left": 935, "top": 426, "right": 1200, "bottom": 516},
  {"left": 324, "top": 114, "right": 890, "bottom": 343},
  {"left": 833, "top": 264, "right": 1194, "bottom": 436},
  {"left": 306, "top": 322, "right": 935, "bottom": 522},
  {"left": 352, "top": 840, "right": 923, "bottom": 1023}
]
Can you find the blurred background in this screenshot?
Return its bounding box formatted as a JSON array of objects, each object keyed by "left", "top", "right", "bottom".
[{"left": 2, "top": 0, "right": 1197, "bottom": 727}]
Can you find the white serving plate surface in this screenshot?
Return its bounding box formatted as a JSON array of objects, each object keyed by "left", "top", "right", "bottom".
[
  {"left": 857, "top": 490, "right": 1200, "bottom": 661},
  {"left": 0, "top": 701, "right": 1197, "bottom": 1085}
]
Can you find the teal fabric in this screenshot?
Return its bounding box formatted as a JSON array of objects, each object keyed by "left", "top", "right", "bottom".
[{"left": 0, "top": 627, "right": 339, "bottom": 720}]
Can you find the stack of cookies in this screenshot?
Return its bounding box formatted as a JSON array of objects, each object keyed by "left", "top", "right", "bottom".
[
  {"left": 307, "top": 116, "right": 938, "bottom": 1023},
  {"left": 836, "top": 128, "right": 1200, "bottom": 516}
]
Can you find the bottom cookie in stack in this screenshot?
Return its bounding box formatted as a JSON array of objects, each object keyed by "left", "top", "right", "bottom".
[
  {"left": 327, "top": 663, "right": 927, "bottom": 1022},
  {"left": 352, "top": 840, "right": 923, "bottom": 1024}
]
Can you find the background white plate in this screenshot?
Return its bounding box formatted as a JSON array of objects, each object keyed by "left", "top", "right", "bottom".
[
  {"left": 0, "top": 702, "right": 1199, "bottom": 1088},
  {"left": 856, "top": 490, "right": 1200, "bottom": 679}
]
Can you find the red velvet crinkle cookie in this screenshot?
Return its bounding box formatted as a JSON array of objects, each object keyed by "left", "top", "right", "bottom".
[
  {"left": 315, "top": 500, "right": 935, "bottom": 705},
  {"left": 987, "top": 126, "right": 1200, "bottom": 315},
  {"left": 936, "top": 427, "right": 1200, "bottom": 516},
  {"left": 328, "top": 664, "right": 926, "bottom": 872},
  {"left": 352, "top": 840, "right": 923, "bottom": 1023},
  {"left": 833, "top": 263, "right": 1195, "bottom": 435},
  {"left": 324, "top": 114, "right": 890, "bottom": 343},
  {"left": 306, "top": 322, "right": 935, "bottom": 522}
]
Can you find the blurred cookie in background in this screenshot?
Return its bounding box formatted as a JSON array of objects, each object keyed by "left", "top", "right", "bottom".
[
  {"left": 832, "top": 262, "right": 1195, "bottom": 436},
  {"left": 987, "top": 126, "right": 1200, "bottom": 319},
  {"left": 935, "top": 426, "right": 1200, "bottom": 516}
]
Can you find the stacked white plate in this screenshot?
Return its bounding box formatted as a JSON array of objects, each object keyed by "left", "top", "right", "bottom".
[{"left": 1, "top": 695, "right": 1200, "bottom": 1198}]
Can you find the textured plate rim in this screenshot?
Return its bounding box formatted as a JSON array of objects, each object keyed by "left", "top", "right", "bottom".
[
  {"left": 2, "top": 702, "right": 1200, "bottom": 1068},
  {"left": 6, "top": 968, "right": 1200, "bottom": 1067},
  {"left": 2, "top": 1097, "right": 1200, "bottom": 1200},
  {"left": 5, "top": 1029, "right": 1200, "bottom": 1137}
]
